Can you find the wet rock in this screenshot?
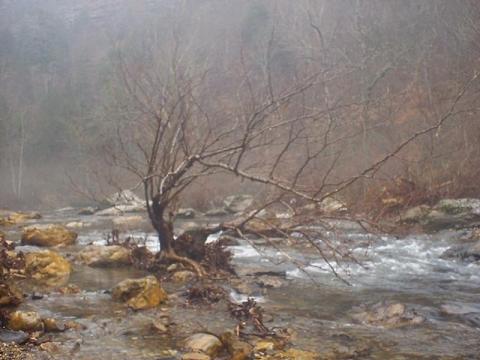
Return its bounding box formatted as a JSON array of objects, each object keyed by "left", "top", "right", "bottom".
[
  {"left": 184, "top": 333, "right": 223, "bottom": 357},
  {"left": 25, "top": 250, "right": 72, "bottom": 287},
  {"left": 8, "top": 311, "right": 44, "bottom": 332},
  {"left": 171, "top": 270, "right": 196, "bottom": 283},
  {"left": 352, "top": 302, "right": 424, "bottom": 327},
  {"left": 276, "top": 349, "right": 319, "bottom": 360},
  {"left": 441, "top": 241, "right": 480, "bottom": 262},
  {"left": 401, "top": 198, "right": 480, "bottom": 231},
  {"left": 254, "top": 341, "right": 276, "bottom": 353},
  {"left": 42, "top": 318, "right": 65, "bottom": 332},
  {"left": 21, "top": 224, "right": 77, "bottom": 247},
  {"left": 177, "top": 208, "right": 197, "bottom": 219},
  {"left": 77, "top": 245, "right": 132, "bottom": 267},
  {"left": 205, "top": 208, "right": 229, "bottom": 217},
  {"left": 112, "top": 215, "right": 143, "bottom": 230},
  {"left": 0, "top": 329, "right": 29, "bottom": 344},
  {"left": 112, "top": 276, "right": 167, "bottom": 310},
  {"left": 400, "top": 205, "right": 431, "bottom": 224},
  {"left": 78, "top": 207, "right": 97, "bottom": 215},
  {"left": 224, "top": 195, "right": 254, "bottom": 213},
  {"left": 222, "top": 332, "right": 252, "bottom": 360},
  {"left": 255, "top": 275, "right": 284, "bottom": 289},
  {"left": 0, "top": 212, "right": 41, "bottom": 226},
  {"left": 57, "top": 284, "right": 81, "bottom": 295},
  {"left": 151, "top": 319, "right": 168, "bottom": 333},
  {"left": 0, "top": 282, "right": 23, "bottom": 307},
  {"left": 182, "top": 353, "right": 211, "bottom": 360}
]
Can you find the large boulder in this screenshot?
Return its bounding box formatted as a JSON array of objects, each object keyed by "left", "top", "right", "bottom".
[
  {"left": 400, "top": 199, "right": 480, "bottom": 231},
  {"left": 184, "top": 333, "right": 223, "bottom": 357},
  {"left": 112, "top": 276, "right": 167, "bottom": 310},
  {"left": 21, "top": 224, "right": 77, "bottom": 247},
  {"left": 77, "top": 245, "right": 131, "bottom": 267},
  {"left": 224, "top": 195, "right": 254, "bottom": 214},
  {"left": 8, "top": 311, "right": 43, "bottom": 332},
  {"left": 25, "top": 250, "right": 72, "bottom": 287}
]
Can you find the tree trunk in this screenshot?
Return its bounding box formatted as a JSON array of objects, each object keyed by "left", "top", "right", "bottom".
[{"left": 149, "top": 194, "right": 206, "bottom": 276}]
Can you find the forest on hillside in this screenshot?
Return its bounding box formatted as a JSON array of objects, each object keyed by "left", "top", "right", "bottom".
[{"left": 1, "top": 0, "right": 479, "bottom": 212}]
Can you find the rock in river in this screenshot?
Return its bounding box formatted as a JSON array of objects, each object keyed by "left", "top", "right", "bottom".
[
  {"left": 112, "top": 276, "right": 167, "bottom": 310},
  {"left": 25, "top": 250, "right": 72, "bottom": 287},
  {"left": 184, "top": 333, "right": 223, "bottom": 357},
  {"left": 77, "top": 245, "right": 132, "bottom": 267},
  {"left": 0, "top": 329, "right": 29, "bottom": 344},
  {"left": 8, "top": 311, "right": 43, "bottom": 332},
  {"left": 21, "top": 224, "right": 77, "bottom": 247},
  {"left": 352, "top": 302, "right": 424, "bottom": 328}
]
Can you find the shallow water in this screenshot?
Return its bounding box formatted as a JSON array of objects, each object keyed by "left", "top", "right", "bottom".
[{"left": 9, "top": 209, "right": 480, "bottom": 358}]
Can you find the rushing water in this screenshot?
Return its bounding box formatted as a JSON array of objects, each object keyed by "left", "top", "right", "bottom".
[{"left": 8, "top": 209, "right": 480, "bottom": 359}]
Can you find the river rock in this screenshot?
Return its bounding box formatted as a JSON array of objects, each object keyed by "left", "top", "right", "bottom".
[
  {"left": 78, "top": 207, "right": 97, "bottom": 215},
  {"left": 43, "top": 318, "right": 65, "bottom": 332},
  {"left": 171, "top": 270, "right": 196, "bottom": 283},
  {"left": 400, "top": 198, "right": 480, "bottom": 231},
  {"left": 352, "top": 302, "right": 424, "bottom": 327},
  {"left": 8, "top": 311, "right": 43, "bottom": 332},
  {"left": 255, "top": 275, "right": 284, "bottom": 288},
  {"left": 205, "top": 208, "right": 229, "bottom": 217},
  {"left": 224, "top": 195, "right": 254, "bottom": 213},
  {"left": 0, "top": 212, "right": 41, "bottom": 226},
  {"left": 177, "top": 208, "right": 197, "bottom": 219},
  {"left": 0, "top": 283, "right": 23, "bottom": 307},
  {"left": 222, "top": 332, "right": 252, "bottom": 360},
  {"left": 77, "top": 245, "right": 132, "bottom": 267},
  {"left": 25, "top": 250, "right": 72, "bottom": 287},
  {"left": 184, "top": 333, "right": 223, "bottom": 357},
  {"left": 112, "top": 276, "right": 167, "bottom": 310},
  {"left": 0, "top": 329, "right": 29, "bottom": 344},
  {"left": 21, "top": 224, "right": 77, "bottom": 247},
  {"left": 441, "top": 240, "right": 480, "bottom": 262},
  {"left": 112, "top": 215, "right": 143, "bottom": 230}
]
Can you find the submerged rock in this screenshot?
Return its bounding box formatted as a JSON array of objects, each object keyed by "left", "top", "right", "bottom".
[
  {"left": 224, "top": 195, "right": 254, "bottom": 214},
  {"left": 352, "top": 302, "right": 424, "bottom": 328},
  {"left": 8, "top": 311, "right": 43, "bottom": 332},
  {"left": 21, "top": 224, "right": 77, "bottom": 247},
  {"left": 77, "top": 245, "right": 132, "bottom": 267},
  {"left": 0, "top": 329, "right": 29, "bottom": 344},
  {"left": 25, "top": 250, "right": 72, "bottom": 287},
  {"left": 184, "top": 333, "right": 223, "bottom": 357},
  {"left": 112, "top": 276, "right": 167, "bottom": 310}
]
